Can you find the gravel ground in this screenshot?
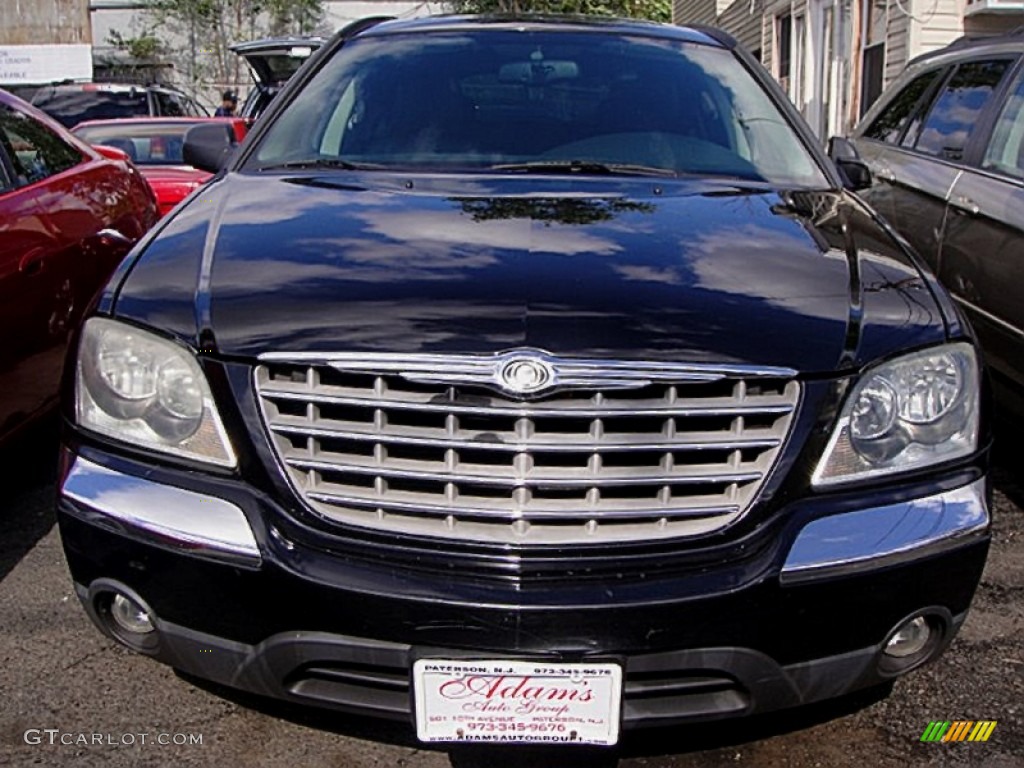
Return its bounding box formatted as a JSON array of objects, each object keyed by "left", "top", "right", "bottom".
[{"left": 0, "top": 419, "right": 1020, "bottom": 768}]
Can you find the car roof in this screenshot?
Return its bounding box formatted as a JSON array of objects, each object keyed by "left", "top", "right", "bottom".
[
  {"left": 909, "top": 27, "right": 1024, "bottom": 67},
  {"left": 33, "top": 82, "right": 189, "bottom": 95},
  {"left": 350, "top": 14, "right": 725, "bottom": 47}
]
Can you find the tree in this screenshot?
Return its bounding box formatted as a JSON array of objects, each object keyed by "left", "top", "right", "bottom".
[
  {"left": 110, "top": 0, "right": 326, "bottom": 108},
  {"left": 446, "top": 0, "right": 672, "bottom": 23}
]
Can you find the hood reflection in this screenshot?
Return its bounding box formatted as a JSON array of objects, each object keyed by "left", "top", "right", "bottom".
[{"left": 113, "top": 174, "right": 947, "bottom": 372}]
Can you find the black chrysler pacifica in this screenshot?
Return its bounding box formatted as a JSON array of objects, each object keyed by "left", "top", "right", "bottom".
[{"left": 57, "top": 15, "right": 991, "bottom": 747}]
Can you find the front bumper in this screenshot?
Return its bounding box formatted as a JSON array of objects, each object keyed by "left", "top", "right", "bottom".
[{"left": 57, "top": 448, "right": 991, "bottom": 730}]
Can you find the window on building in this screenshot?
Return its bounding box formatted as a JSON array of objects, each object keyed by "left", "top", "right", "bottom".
[
  {"left": 910, "top": 58, "right": 1013, "bottom": 161},
  {"left": 860, "top": 0, "right": 888, "bottom": 116},
  {"left": 776, "top": 13, "right": 792, "bottom": 89},
  {"left": 793, "top": 15, "right": 806, "bottom": 108},
  {"left": 0, "top": 105, "right": 82, "bottom": 186},
  {"left": 862, "top": 68, "right": 943, "bottom": 143},
  {"left": 861, "top": 43, "right": 886, "bottom": 116},
  {"left": 982, "top": 70, "right": 1024, "bottom": 179},
  {"left": 866, "top": 0, "right": 887, "bottom": 46}
]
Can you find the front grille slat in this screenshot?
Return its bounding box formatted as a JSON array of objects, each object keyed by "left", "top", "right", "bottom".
[
  {"left": 268, "top": 419, "right": 783, "bottom": 453},
  {"left": 306, "top": 489, "right": 741, "bottom": 521},
  {"left": 255, "top": 355, "right": 799, "bottom": 545},
  {"left": 259, "top": 386, "right": 796, "bottom": 419},
  {"left": 285, "top": 455, "right": 764, "bottom": 488}
]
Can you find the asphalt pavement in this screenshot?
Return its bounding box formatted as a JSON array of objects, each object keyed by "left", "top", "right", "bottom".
[{"left": 0, "top": 417, "right": 1021, "bottom": 768}]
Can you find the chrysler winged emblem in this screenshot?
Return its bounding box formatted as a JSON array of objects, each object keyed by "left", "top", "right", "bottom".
[
  {"left": 281, "top": 348, "right": 798, "bottom": 399},
  {"left": 498, "top": 357, "right": 554, "bottom": 395}
]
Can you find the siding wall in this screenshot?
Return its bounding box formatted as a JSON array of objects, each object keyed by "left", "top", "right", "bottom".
[
  {"left": 885, "top": 0, "right": 964, "bottom": 86},
  {"left": 884, "top": 0, "right": 911, "bottom": 83},
  {"left": 673, "top": 0, "right": 763, "bottom": 54},
  {"left": 673, "top": 0, "right": 717, "bottom": 26},
  {"left": 915, "top": 0, "right": 966, "bottom": 53},
  {"left": 719, "top": 0, "right": 764, "bottom": 54}
]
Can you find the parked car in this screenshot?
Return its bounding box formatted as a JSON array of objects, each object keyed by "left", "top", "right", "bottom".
[
  {"left": 0, "top": 88, "right": 158, "bottom": 446},
  {"left": 31, "top": 82, "right": 208, "bottom": 128},
  {"left": 57, "top": 17, "right": 991, "bottom": 748},
  {"left": 850, "top": 30, "right": 1024, "bottom": 413},
  {"left": 72, "top": 118, "right": 248, "bottom": 216},
  {"left": 231, "top": 36, "right": 325, "bottom": 120}
]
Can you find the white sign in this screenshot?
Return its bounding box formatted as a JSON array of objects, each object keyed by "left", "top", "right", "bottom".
[
  {"left": 0, "top": 45, "right": 92, "bottom": 85},
  {"left": 413, "top": 659, "right": 623, "bottom": 745}
]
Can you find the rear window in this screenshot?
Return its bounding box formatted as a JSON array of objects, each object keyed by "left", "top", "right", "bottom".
[
  {"left": 251, "top": 52, "right": 315, "bottom": 84},
  {"left": 73, "top": 122, "right": 193, "bottom": 165},
  {"left": 250, "top": 30, "right": 827, "bottom": 187},
  {"left": 32, "top": 87, "right": 149, "bottom": 128}
]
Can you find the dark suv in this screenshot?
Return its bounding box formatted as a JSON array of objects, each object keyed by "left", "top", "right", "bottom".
[
  {"left": 851, "top": 30, "right": 1024, "bottom": 413},
  {"left": 57, "top": 16, "right": 990, "bottom": 748},
  {"left": 32, "top": 83, "right": 207, "bottom": 128}
]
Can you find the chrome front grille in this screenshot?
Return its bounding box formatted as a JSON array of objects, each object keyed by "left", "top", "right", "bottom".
[{"left": 254, "top": 354, "right": 800, "bottom": 545}]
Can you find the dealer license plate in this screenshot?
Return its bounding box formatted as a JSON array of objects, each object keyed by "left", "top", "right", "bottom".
[{"left": 413, "top": 659, "right": 622, "bottom": 745}]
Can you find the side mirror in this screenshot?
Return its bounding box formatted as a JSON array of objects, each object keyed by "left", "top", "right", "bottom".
[
  {"left": 827, "top": 136, "right": 872, "bottom": 191},
  {"left": 183, "top": 122, "right": 237, "bottom": 173}
]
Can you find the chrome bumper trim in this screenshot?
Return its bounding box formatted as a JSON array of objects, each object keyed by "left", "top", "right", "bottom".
[
  {"left": 782, "top": 479, "right": 988, "bottom": 580},
  {"left": 61, "top": 457, "right": 261, "bottom": 567}
]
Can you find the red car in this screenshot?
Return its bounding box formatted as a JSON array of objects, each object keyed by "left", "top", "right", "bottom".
[
  {"left": 0, "top": 89, "right": 158, "bottom": 446},
  {"left": 72, "top": 118, "right": 248, "bottom": 217}
]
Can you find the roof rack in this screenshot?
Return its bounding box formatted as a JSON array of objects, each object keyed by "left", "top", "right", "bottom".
[
  {"left": 933, "top": 25, "right": 1024, "bottom": 54},
  {"left": 907, "top": 29, "right": 1008, "bottom": 66}
]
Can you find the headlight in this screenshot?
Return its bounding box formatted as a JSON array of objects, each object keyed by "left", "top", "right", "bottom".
[
  {"left": 76, "top": 318, "right": 236, "bottom": 467},
  {"left": 812, "top": 343, "right": 978, "bottom": 486}
]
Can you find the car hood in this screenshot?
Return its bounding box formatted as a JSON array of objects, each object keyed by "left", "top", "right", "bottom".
[{"left": 114, "top": 172, "right": 949, "bottom": 374}]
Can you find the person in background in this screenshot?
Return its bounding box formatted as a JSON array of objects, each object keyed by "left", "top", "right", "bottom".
[{"left": 214, "top": 90, "right": 238, "bottom": 117}]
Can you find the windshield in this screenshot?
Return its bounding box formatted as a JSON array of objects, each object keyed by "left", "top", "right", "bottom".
[
  {"left": 32, "top": 88, "right": 149, "bottom": 128},
  {"left": 250, "top": 29, "right": 827, "bottom": 187},
  {"left": 73, "top": 122, "right": 195, "bottom": 165}
]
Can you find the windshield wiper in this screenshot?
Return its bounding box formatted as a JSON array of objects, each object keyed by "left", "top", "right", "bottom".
[
  {"left": 489, "top": 160, "right": 678, "bottom": 177},
  {"left": 256, "top": 158, "right": 386, "bottom": 172}
]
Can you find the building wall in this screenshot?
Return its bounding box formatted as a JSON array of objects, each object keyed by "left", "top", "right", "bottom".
[
  {"left": 719, "top": 0, "right": 764, "bottom": 54},
  {"left": 673, "top": 0, "right": 718, "bottom": 27},
  {"left": 883, "top": 0, "right": 911, "bottom": 83},
  {"left": 673, "top": 0, "right": 765, "bottom": 53},
  {"left": 916, "top": 0, "right": 965, "bottom": 52},
  {"left": 678, "top": 0, "right": 982, "bottom": 138},
  {"left": 0, "top": 0, "right": 91, "bottom": 45}
]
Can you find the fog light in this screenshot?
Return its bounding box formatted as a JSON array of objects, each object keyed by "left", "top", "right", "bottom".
[
  {"left": 884, "top": 616, "right": 931, "bottom": 658},
  {"left": 110, "top": 593, "right": 154, "bottom": 635}
]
